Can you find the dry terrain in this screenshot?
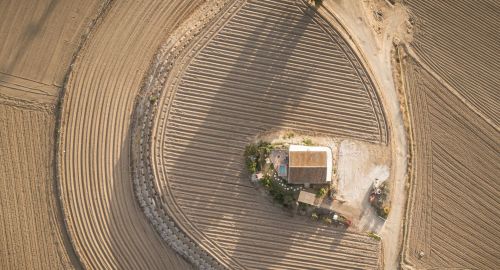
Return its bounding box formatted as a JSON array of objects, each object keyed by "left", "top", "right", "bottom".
[
  {"left": 400, "top": 1, "right": 500, "bottom": 269},
  {"left": 404, "top": 0, "right": 500, "bottom": 126},
  {"left": 145, "top": 0, "right": 389, "bottom": 268},
  {"left": 57, "top": 0, "right": 204, "bottom": 269},
  {"left": 0, "top": 105, "right": 77, "bottom": 269},
  {"left": 0, "top": 0, "right": 102, "bottom": 106},
  {"left": 401, "top": 56, "right": 500, "bottom": 269},
  {"left": 3, "top": 0, "right": 498, "bottom": 269},
  {"left": 0, "top": 0, "right": 101, "bottom": 269}
]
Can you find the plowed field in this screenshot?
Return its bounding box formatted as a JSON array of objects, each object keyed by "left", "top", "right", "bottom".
[
  {"left": 0, "top": 0, "right": 101, "bottom": 105},
  {"left": 57, "top": 0, "right": 203, "bottom": 269},
  {"left": 147, "top": 0, "right": 387, "bottom": 268},
  {"left": 0, "top": 105, "right": 78, "bottom": 269},
  {"left": 405, "top": 0, "right": 500, "bottom": 126},
  {"left": 401, "top": 56, "right": 500, "bottom": 269}
]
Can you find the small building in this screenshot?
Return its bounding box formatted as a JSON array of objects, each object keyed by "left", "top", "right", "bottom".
[
  {"left": 288, "top": 145, "right": 332, "bottom": 184},
  {"left": 297, "top": 190, "right": 317, "bottom": 206}
]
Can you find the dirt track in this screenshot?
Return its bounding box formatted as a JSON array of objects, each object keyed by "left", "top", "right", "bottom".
[
  {"left": 3, "top": 0, "right": 498, "bottom": 269},
  {"left": 0, "top": 0, "right": 101, "bottom": 269},
  {"left": 400, "top": 1, "right": 500, "bottom": 268},
  {"left": 142, "top": 0, "right": 387, "bottom": 268},
  {"left": 0, "top": 0, "right": 101, "bottom": 106},
  {"left": 57, "top": 0, "right": 203, "bottom": 269}
]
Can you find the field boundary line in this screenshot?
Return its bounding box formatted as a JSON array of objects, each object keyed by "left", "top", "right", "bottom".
[
  {"left": 131, "top": 0, "right": 245, "bottom": 268},
  {"left": 404, "top": 44, "right": 499, "bottom": 132},
  {"left": 396, "top": 45, "right": 417, "bottom": 270},
  {"left": 53, "top": 1, "right": 115, "bottom": 269},
  {"left": 311, "top": 0, "right": 390, "bottom": 145},
  {"left": 153, "top": 1, "right": 247, "bottom": 268}
]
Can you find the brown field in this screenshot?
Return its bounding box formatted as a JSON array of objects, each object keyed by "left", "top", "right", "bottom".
[
  {"left": 0, "top": 105, "right": 77, "bottom": 269},
  {"left": 0, "top": 0, "right": 101, "bottom": 269},
  {"left": 404, "top": 0, "right": 500, "bottom": 127},
  {"left": 401, "top": 56, "right": 500, "bottom": 269},
  {"left": 57, "top": 0, "right": 203, "bottom": 269},
  {"left": 141, "top": 0, "right": 387, "bottom": 268},
  {"left": 0, "top": 0, "right": 102, "bottom": 106},
  {"left": 2, "top": 0, "right": 498, "bottom": 269}
]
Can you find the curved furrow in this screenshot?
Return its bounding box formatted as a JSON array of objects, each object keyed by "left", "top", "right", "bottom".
[
  {"left": 146, "top": 0, "right": 386, "bottom": 268},
  {"left": 58, "top": 1, "right": 203, "bottom": 269}
]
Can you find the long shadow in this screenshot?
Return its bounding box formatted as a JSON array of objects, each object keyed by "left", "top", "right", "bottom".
[
  {"left": 158, "top": 0, "right": 382, "bottom": 268},
  {"left": 160, "top": 0, "right": 361, "bottom": 268},
  {"left": 0, "top": 0, "right": 60, "bottom": 82},
  {"left": 109, "top": 127, "right": 193, "bottom": 269}
]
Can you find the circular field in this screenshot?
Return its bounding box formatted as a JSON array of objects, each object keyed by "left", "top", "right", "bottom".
[{"left": 133, "top": 0, "right": 389, "bottom": 269}]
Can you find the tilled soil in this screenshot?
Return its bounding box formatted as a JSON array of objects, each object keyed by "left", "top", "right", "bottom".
[
  {"left": 148, "top": 0, "right": 388, "bottom": 268},
  {"left": 57, "top": 0, "right": 204, "bottom": 269},
  {"left": 405, "top": 0, "right": 500, "bottom": 126},
  {"left": 401, "top": 56, "right": 500, "bottom": 269},
  {"left": 0, "top": 105, "right": 77, "bottom": 269}
]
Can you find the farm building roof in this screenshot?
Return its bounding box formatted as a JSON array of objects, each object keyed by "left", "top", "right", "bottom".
[
  {"left": 288, "top": 145, "right": 332, "bottom": 184},
  {"left": 297, "top": 190, "right": 317, "bottom": 206}
]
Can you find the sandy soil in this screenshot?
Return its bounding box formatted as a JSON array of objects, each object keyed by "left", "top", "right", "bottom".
[
  {"left": 3, "top": 0, "right": 495, "bottom": 269},
  {"left": 0, "top": 0, "right": 102, "bottom": 106},
  {"left": 400, "top": 53, "right": 500, "bottom": 270},
  {"left": 337, "top": 139, "right": 390, "bottom": 232},
  {"left": 142, "top": 0, "right": 391, "bottom": 268},
  {"left": 399, "top": 1, "right": 500, "bottom": 269},
  {"left": 0, "top": 0, "right": 103, "bottom": 269},
  {"left": 0, "top": 105, "right": 78, "bottom": 269},
  {"left": 57, "top": 0, "right": 205, "bottom": 269},
  {"left": 405, "top": 0, "right": 500, "bottom": 127},
  {"left": 320, "top": 0, "right": 412, "bottom": 268}
]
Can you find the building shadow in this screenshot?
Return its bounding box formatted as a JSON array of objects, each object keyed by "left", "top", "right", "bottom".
[{"left": 158, "top": 0, "right": 383, "bottom": 269}]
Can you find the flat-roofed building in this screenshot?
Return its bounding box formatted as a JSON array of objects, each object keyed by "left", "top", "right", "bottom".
[{"left": 288, "top": 144, "right": 332, "bottom": 184}]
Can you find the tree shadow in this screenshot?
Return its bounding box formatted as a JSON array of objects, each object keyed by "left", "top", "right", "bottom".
[
  {"left": 157, "top": 0, "right": 383, "bottom": 268},
  {"left": 108, "top": 126, "right": 193, "bottom": 269},
  {"left": 0, "top": 0, "right": 60, "bottom": 81}
]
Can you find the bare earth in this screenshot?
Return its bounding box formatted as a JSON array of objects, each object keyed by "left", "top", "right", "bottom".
[
  {"left": 58, "top": 0, "right": 202, "bottom": 269},
  {"left": 321, "top": 0, "right": 412, "bottom": 268},
  {"left": 1, "top": 0, "right": 498, "bottom": 269},
  {"left": 0, "top": 0, "right": 102, "bottom": 106},
  {"left": 0, "top": 105, "right": 76, "bottom": 269},
  {"left": 146, "top": 0, "right": 392, "bottom": 268},
  {"left": 0, "top": 0, "right": 101, "bottom": 269},
  {"left": 401, "top": 53, "right": 500, "bottom": 269},
  {"left": 400, "top": 0, "right": 500, "bottom": 269}
]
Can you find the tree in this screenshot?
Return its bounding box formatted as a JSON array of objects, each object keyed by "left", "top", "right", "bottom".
[{"left": 316, "top": 187, "right": 327, "bottom": 198}]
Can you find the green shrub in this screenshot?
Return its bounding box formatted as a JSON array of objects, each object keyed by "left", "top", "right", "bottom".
[
  {"left": 322, "top": 217, "right": 332, "bottom": 225},
  {"left": 244, "top": 144, "right": 258, "bottom": 157},
  {"left": 149, "top": 95, "right": 158, "bottom": 104},
  {"left": 311, "top": 212, "right": 319, "bottom": 221},
  {"left": 246, "top": 158, "right": 257, "bottom": 173},
  {"left": 316, "top": 187, "right": 327, "bottom": 198},
  {"left": 244, "top": 142, "right": 273, "bottom": 173},
  {"left": 302, "top": 138, "right": 313, "bottom": 146},
  {"left": 313, "top": 0, "right": 323, "bottom": 7},
  {"left": 260, "top": 175, "right": 272, "bottom": 188},
  {"left": 367, "top": 232, "right": 381, "bottom": 241},
  {"left": 283, "top": 131, "right": 295, "bottom": 139},
  {"left": 283, "top": 194, "right": 294, "bottom": 206}
]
